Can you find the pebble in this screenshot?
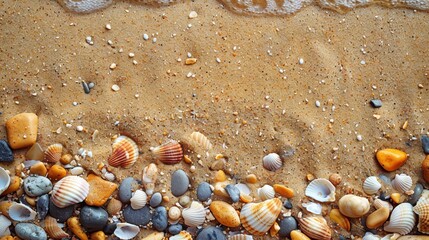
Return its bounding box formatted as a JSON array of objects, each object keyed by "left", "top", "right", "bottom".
[
  {"left": 15, "top": 223, "right": 47, "bottom": 240},
  {"left": 422, "top": 155, "right": 429, "bottom": 183},
  {"left": 421, "top": 135, "right": 429, "bottom": 154},
  {"left": 408, "top": 183, "right": 423, "bottom": 205},
  {"left": 143, "top": 33, "right": 149, "bottom": 40},
  {"left": 123, "top": 205, "right": 151, "bottom": 226},
  {"left": 23, "top": 176, "right": 52, "bottom": 197},
  {"left": 47, "top": 165, "right": 67, "bottom": 181},
  {"left": 118, "top": 177, "right": 139, "bottom": 203},
  {"left": 197, "top": 182, "right": 212, "bottom": 201},
  {"left": 150, "top": 192, "right": 163, "bottom": 207},
  {"left": 25, "top": 143, "right": 44, "bottom": 160},
  {"left": 36, "top": 194, "right": 49, "bottom": 220},
  {"left": 76, "top": 125, "right": 84, "bottom": 132},
  {"left": 90, "top": 231, "right": 105, "bottom": 240},
  {"left": 168, "top": 224, "right": 182, "bottom": 235},
  {"left": 290, "top": 230, "right": 311, "bottom": 240},
  {"left": 366, "top": 207, "right": 389, "bottom": 229},
  {"left": 106, "top": 198, "right": 122, "bottom": 215},
  {"left": 225, "top": 184, "right": 240, "bottom": 203},
  {"left": 152, "top": 206, "right": 168, "bottom": 231},
  {"left": 179, "top": 195, "right": 191, "bottom": 207},
  {"left": 376, "top": 148, "right": 408, "bottom": 171},
  {"left": 279, "top": 216, "right": 298, "bottom": 238},
  {"left": 29, "top": 162, "right": 47, "bottom": 176},
  {"left": 209, "top": 201, "right": 241, "bottom": 227},
  {"left": 370, "top": 99, "right": 382, "bottom": 108},
  {"left": 85, "top": 174, "right": 117, "bottom": 206},
  {"left": 49, "top": 198, "right": 74, "bottom": 222},
  {"left": 189, "top": 11, "right": 198, "bottom": 18},
  {"left": 273, "top": 184, "right": 294, "bottom": 198},
  {"left": 103, "top": 223, "right": 117, "bottom": 235},
  {"left": 283, "top": 199, "right": 293, "bottom": 209},
  {"left": 5, "top": 113, "right": 39, "bottom": 149},
  {"left": 88, "top": 82, "right": 95, "bottom": 89},
  {"left": 105, "top": 24, "right": 111, "bottom": 30},
  {"left": 79, "top": 206, "right": 108, "bottom": 232},
  {"left": 82, "top": 81, "right": 90, "bottom": 94},
  {"left": 0, "top": 140, "right": 13, "bottom": 162},
  {"left": 171, "top": 170, "right": 189, "bottom": 197},
  {"left": 196, "top": 227, "right": 226, "bottom": 240}
]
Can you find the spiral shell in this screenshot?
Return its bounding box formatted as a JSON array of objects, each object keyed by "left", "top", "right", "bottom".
[
  {"left": 142, "top": 163, "right": 158, "bottom": 196},
  {"left": 392, "top": 174, "right": 412, "bottom": 193},
  {"left": 182, "top": 201, "right": 206, "bottom": 227},
  {"left": 362, "top": 176, "right": 381, "bottom": 195},
  {"left": 329, "top": 209, "right": 350, "bottom": 231},
  {"left": 44, "top": 143, "right": 63, "bottom": 163},
  {"left": 0, "top": 167, "right": 11, "bottom": 196},
  {"left": 151, "top": 140, "right": 183, "bottom": 165},
  {"left": 8, "top": 202, "right": 37, "bottom": 222},
  {"left": 130, "top": 190, "right": 147, "bottom": 210},
  {"left": 338, "top": 194, "right": 370, "bottom": 218},
  {"left": 257, "top": 185, "right": 275, "bottom": 201},
  {"left": 190, "top": 131, "right": 213, "bottom": 150},
  {"left": 44, "top": 216, "right": 69, "bottom": 239},
  {"left": 262, "top": 153, "right": 282, "bottom": 172},
  {"left": 168, "top": 206, "right": 182, "bottom": 223},
  {"left": 298, "top": 215, "right": 331, "bottom": 240},
  {"left": 114, "top": 223, "right": 140, "bottom": 240},
  {"left": 240, "top": 198, "right": 282, "bottom": 236},
  {"left": 305, "top": 178, "right": 336, "bottom": 202},
  {"left": 51, "top": 176, "right": 89, "bottom": 208},
  {"left": 413, "top": 198, "right": 429, "bottom": 234},
  {"left": 384, "top": 202, "right": 416, "bottom": 235},
  {"left": 228, "top": 234, "right": 254, "bottom": 240},
  {"left": 170, "top": 231, "right": 193, "bottom": 240},
  {"left": 107, "top": 136, "right": 138, "bottom": 168},
  {"left": 373, "top": 199, "right": 393, "bottom": 212}
]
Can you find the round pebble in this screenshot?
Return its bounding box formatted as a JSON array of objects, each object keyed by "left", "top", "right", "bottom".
[
  {"left": 408, "top": 183, "right": 423, "bottom": 205},
  {"left": 196, "top": 227, "right": 226, "bottom": 240},
  {"left": 225, "top": 184, "right": 240, "bottom": 203},
  {"left": 279, "top": 216, "right": 298, "bottom": 238},
  {"left": 49, "top": 198, "right": 74, "bottom": 223},
  {"left": 24, "top": 176, "right": 52, "bottom": 197},
  {"left": 123, "top": 205, "right": 151, "bottom": 226},
  {"left": 15, "top": 223, "right": 47, "bottom": 240},
  {"left": 179, "top": 195, "right": 191, "bottom": 207},
  {"left": 171, "top": 170, "right": 189, "bottom": 197},
  {"left": 152, "top": 206, "right": 168, "bottom": 231},
  {"left": 168, "top": 224, "right": 183, "bottom": 235},
  {"left": 370, "top": 99, "right": 382, "bottom": 108},
  {"left": 150, "top": 192, "right": 162, "bottom": 207},
  {"left": 422, "top": 135, "right": 429, "bottom": 154},
  {"left": 36, "top": 194, "right": 49, "bottom": 220},
  {"left": 197, "top": 182, "right": 212, "bottom": 201},
  {"left": 283, "top": 199, "right": 293, "bottom": 209},
  {"left": 118, "top": 177, "right": 138, "bottom": 203},
  {"left": 0, "top": 140, "right": 13, "bottom": 162},
  {"left": 80, "top": 206, "right": 108, "bottom": 232},
  {"left": 88, "top": 82, "right": 95, "bottom": 89}
]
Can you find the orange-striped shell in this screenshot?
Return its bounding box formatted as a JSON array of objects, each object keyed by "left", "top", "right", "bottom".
[
  {"left": 44, "top": 216, "right": 69, "bottom": 239},
  {"left": 107, "top": 136, "right": 139, "bottom": 168},
  {"left": 51, "top": 176, "right": 89, "bottom": 208},
  {"left": 44, "top": 144, "right": 63, "bottom": 163},
  {"left": 240, "top": 198, "right": 282, "bottom": 236},
  {"left": 151, "top": 140, "right": 183, "bottom": 165},
  {"left": 299, "top": 216, "right": 331, "bottom": 240}
]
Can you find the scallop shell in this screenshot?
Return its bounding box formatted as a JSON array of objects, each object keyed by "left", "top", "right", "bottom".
[
  {"left": 413, "top": 198, "right": 429, "bottom": 234},
  {"left": 384, "top": 202, "right": 416, "bottom": 235},
  {"left": 142, "top": 163, "right": 158, "bottom": 196},
  {"left": 0, "top": 215, "right": 11, "bottom": 236},
  {"left": 190, "top": 131, "right": 213, "bottom": 150},
  {"left": 51, "top": 176, "right": 89, "bottom": 208},
  {"left": 392, "top": 174, "right": 412, "bottom": 193},
  {"left": 151, "top": 140, "right": 183, "bottom": 165},
  {"left": 44, "top": 216, "right": 69, "bottom": 239},
  {"left": 0, "top": 167, "right": 11, "bottom": 195},
  {"left": 228, "top": 234, "right": 254, "bottom": 240},
  {"left": 305, "top": 178, "right": 336, "bottom": 202},
  {"left": 257, "top": 185, "right": 275, "bottom": 201},
  {"left": 108, "top": 136, "right": 138, "bottom": 168},
  {"left": 298, "top": 215, "right": 331, "bottom": 240},
  {"left": 362, "top": 232, "right": 382, "bottom": 240},
  {"left": 170, "top": 231, "right": 193, "bottom": 240},
  {"left": 182, "top": 201, "right": 206, "bottom": 227},
  {"left": 338, "top": 194, "right": 370, "bottom": 218},
  {"left": 240, "top": 198, "right": 282, "bottom": 236},
  {"left": 44, "top": 143, "right": 63, "bottom": 163},
  {"left": 363, "top": 176, "right": 381, "bottom": 195},
  {"left": 130, "top": 190, "right": 147, "bottom": 210},
  {"left": 8, "top": 202, "right": 37, "bottom": 222},
  {"left": 114, "top": 223, "right": 140, "bottom": 240},
  {"left": 329, "top": 209, "right": 350, "bottom": 231},
  {"left": 373, "top": 199, "right": 393, "bottom": 212},
  {"left": 262, "top": 153, "right": 282, "bottom": 171}
]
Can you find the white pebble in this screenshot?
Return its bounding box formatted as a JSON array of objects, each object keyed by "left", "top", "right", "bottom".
[
  {"left": 70, "top": 166, "right": 84, "bottom": 175},
  {"left": 104, "top": 172, "right": 115, "bottom": 181},
  {"left": 76, "top": 125, "right": 84, "bottom": 132},
  {"left": 216, "top": 58, "right": 221, "bottom": 63},
  {"left": 299, "top": 58, "right": 304, "bottom": 64},
  {"left": 189, "top": 11, "right": 198, "bottom": 19},
  {"left": 357, "top": 135, "right": 363, "bottom": 141},
  {"left": 360, "top": 60, "right": 366, "bottom": 65},
  {"left": 315, "top": 100, "right": 321, "bottom": 107},
  {"left": 152, "top": 37, "right": 157, "bottom": 43},
  {"left": 105, "top": 24, "right": 111, "bottom": 30},
  {"left": 143, "top": 33, "right": 149, "bottom": 40},
  {"left": 111, "top": 84, "right": 120, "bottom": 91},
  {"left": 128, "top": 52, "right": 135, "bottom": 58},
  {"left": 109, "top": 63, "right": 117, "bottom": 69},
  {"left": 85, "top": 36, "right": 93, "bottom": 45}
]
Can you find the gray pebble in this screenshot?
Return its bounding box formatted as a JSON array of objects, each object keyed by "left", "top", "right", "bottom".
[
  {"left": 171, "top": 170, "right": 189, "bottom": 197},
  {"left": 123, "top": 205, "right": 151, "bottom": 226},
  {"left": 168, "top": 224, "right": 182, "bottom": 235},
  {"left": 0, "top": 140, "right": 13, "bottom": 162},
  {"left": 196, "top": 227, "right": 226, "bottom": 240},
  {"left": 103, "top": 223, "right": 117, "bottom": 235},
  {"left": 15, "top": 223, "right": 47, "bottom": 240},
  {"left": 370, "top": 99, "right": 382, "bottom": 108},
  {"left": 197, "top": 182, "right": 212, "bottom": 201},
  {"left": 283, "top": 199, "right": 293, "bottom": 209},
  {"left": 88, "top": 82, "right": 95, "bottom": 89},
  {"left": 152, "top": 206, "right": 168, "bottom": 231},
  {"left": 179, "top": 195, "right": 191, "bottom": 207},
  {"left": 80, "top": 206, "right": 108, "bottom": 232},
  {"left": 408, "top": 183, "right": 424, "bottom": 205},
  {"left": 82, "top": 81, "right": 90, "bottom": 94},
  {"left": 150, "top": 192, "right": 162, "bottom": 207},
  {"left": 225, "top": 184, "right": 240, "bottom": 203},
  {"left": 422, "top": 135, "right": 429, "bottom": 154},
  {"left": 49, "top": 198, "right": 74, "bottom": 222},
  {"left": 24, "top": 176, "right": 53, "bottom": 197},
  {"left": 278, "top": 216, "right": 298, "bottom": 238},
  {"left": 36, "top": 194, "right": 49, "bottom": 220},
  {"left": 119, "top": 177, "right": 138, "bottom": 203}
]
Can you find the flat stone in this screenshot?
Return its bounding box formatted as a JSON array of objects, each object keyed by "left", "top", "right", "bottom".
[
  {"left": 370, "top": 99, "right": 382, "bottom": 108},
  {"left": 422, "top": 135, "right": 429, "bottom": 154},
  {"left": 49, "top": 198, "right": 74, "bottom": 223},
  {"left": 15, "top": 223, "right": 47, "bottom": 240},
  {"left": 80, "top": 206, "right": 108, "bottom": 232},
  {"left": 225, "top": 184, "right": 240, "bottom": 203},
  {"left": 85, "top": 174, "right": 117, "bottom": 206},
  {"left": 0, "top": 140, "right": 13, "bottom": 162},
  {"left": 171, "top": 170, "right": 189, "bottom": 197},
  {"left": 23, "top": 176, "right": 52, "bottom": 197},
  {"left": 149, "top": 192, "right": 162, "bottom": 207},
  {"left": 123, "top": 205, "right": 151, "bottom": 226},
  {"left": 197, "top": 182, "right": 212, "bottom": 201},
  {"left": 25, "top": 143, "right": 44, "bottom": 161},
  {"left": 118, "top": 177, "right": 139, "bottom": 203},
  {"left": 196, "top": 227, "right": 226, "bottom": 240},
  {"left": 36, "top": 194, "right": 49, "bottom": 220},
  {"left": 5, "top": 113, "right": 39, "bottom": 149},
  {"left": 279, "top": 216, "right": 298, "bottom": 238},
  {"left": 168, "top": 224, "right": 182, "bottom": 235},
  {"left": 408, "top": 183, "right": 423, "bottom": 205},
  {"left": 152, "top": 206, "right": 168, "bottom": 231}
]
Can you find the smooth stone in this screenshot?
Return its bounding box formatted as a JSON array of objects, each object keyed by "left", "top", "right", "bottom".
[
  {"left": 366, "top": 207, "right": 390, "bottom": 229},
  {"left": 283, "top": 199, "right": 293, "bottom": 209},
  {"left": 197, "top": 182, "right": 212, "bottom": 201},
  {"left": 36, "top": 194, "right": 49, "bottom": 220},
  {"left": 422, "top": 136, "right": 429, "bottom": 154},
  {"left": 423, "top": 155, "right": 429, "bottom": 183},
  {"left": 168, "top": 224, "right": 182, "bottom": 235},
  {"left": 179, "top": 195, "right": 191, "bottom": 208},
  {"left": 379, "top": 191, "right": 389, "bottom": 201},
  {"left": 408, "top": 183, "right": 423, "bottom": 205},
  {"left": 5, "top": 113, "right": 38, "bottom": 149},
  {"left": 123, "top": 205, "right": 151, "bottom": 226},
  {"left": 25, "top": 143, "right": 44, "bottom": 161},
  {"left": 15, "top": 223, "right": 47, "bottom": 240},
  {"left": 196, "top": 227, "right": 226, "bottom": 240},
  {"left": 279, "top": 216, "right": 298, "bottom": 238},
  {"left": 106, "top": 198, "right": 122, "bottom": 215},
  {"left": 370, "top": 99, "right": 382, "bottom": 108},
  {"left": 118, "top": 177, "right": 139, "bottom": 203},
  {"left": 103, "top": 223, "right": 117, "bottom": 235},
  {"left": 49, "top": 198, "right": 74, "bottom": 223},
  {"left": 79, "top": 206, "right": 108, "bottom": 232},
  {"left": 0, "top": 140, "right": 13, "bottom": 162},
  {"left": 171, "top": 170, "right": 189, "bottom": 197},
  {"left": 85, "top": 174, "right": 117, "bottom": 206},
  {"left": 209, "top": 201, "right": 240, "bottom": 228},
  {"left": 376, "top": 148, "right": 408, "bottom": 172},
  {"left": 225, "top": 184, "right": 240, "bottom": 203},
  {"left": 152, "top": 206, "right": 168, "bottom": 231},
  {"left": 149, "top": 192, "right": 162, "bottom": 207},
  {"left": 29, "top": 162, "right": 47, "bottom": 176},
  {"left": 23, "top": 176, "right": 52, "bottom": 197}
]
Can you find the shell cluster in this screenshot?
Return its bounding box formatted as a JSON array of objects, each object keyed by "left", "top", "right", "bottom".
[{"left": 107, "top": 135, "right": 139, "bottom": 168}]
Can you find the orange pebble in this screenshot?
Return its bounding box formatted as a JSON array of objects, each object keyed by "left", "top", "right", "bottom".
[
  {"left": 67, "top": 217, "right": 88, "bottom": 240},
  {"left": 390, "top": 193, "right": 402, "bottom": 204},
  {"left": 29, "top": 162, "right": 47, "bottom": 176},
  {"left": 239, "top": 193, "right": 253, "bottom": 203},
  {"left": 273, "top": 184, "right": 294, "bottom": 198},
  {"left": 60, "top": 154, "right": 73, "bottom": 165},
  {"left": 1, "top": 176, "right": 22, "bottom": 196},
  {"left": 290, "top": 230, "right": 311, "bottom": 240},
  {"left": 90, "top": 231, "right": 106, "bottom": 240},
  {"left": 422, "top": 155, "right": 429, "bottom": 183},
  {"left": 245, "top": 174, "right": 258, "bottom": 184},
  {"left": 376, "top": 149, "right": 408, "bottom": 172},
  {"left": 214, "top": 170, "right": 227, "bottom": 182},
  {"left": 47, "top": 165, "right": 67, "bottom": 181}
]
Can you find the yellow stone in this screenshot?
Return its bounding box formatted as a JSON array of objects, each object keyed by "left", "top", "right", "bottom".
[
  {"left": 29, "top": 162, "right": 47, "bottom": 176},
  {"left": 329, "top": 209, "right": 350, "bottom": 231},
  {"left": 422, "top": 155, "right": 429, "bottom": 183},
  {"left": 209, "top": 201, "right": 241, "bottom": 227},
  {"left": 273, "top": 184, "right": 294, "bottom": 198},
  {"left": 366, "top": 207, "right": 390, "bottom": 229},
  {"left": 290, "top": 230, "right": 311, "bottom": 240},
  {"left": 60, "top": 154, "right": 73, "bottom": 165},
  {"left": 214, "top": 170, "right": 227, "bottom": 182},
  {"left": 67, "top": 217, "right": 88, "bottom": 240},
  {"left": 391, "top": 193, "right": 402, "bottom": 204},
  {"left": 0, "top": 236, "right": 15, "bottom": 240},
  {"left": 270, "top": 222, "right": 280, "bottom": 237},
  {"left": 141, "top": 232, "right": 164, "bottom": 240},
  {"left": 1, "top": 176, "right": 21, "bottom": 196},
  {"left": 239, "top": 193, "right": 253, "bottom": 203},
  {"left": 376, "top": 148, "right": 408, "bottom": 172},
  {"left": 47, "top": 165, "right": 67, "bottom": 181},
  {"left": 5, "top": 113, "right": 38, "bottom": 149},
  {"left": 90, "top": 231, "right": 106, "bottom": 240},
  {"left": 85, "top": 174, "right": 117, "bottom": 206},
  {"left": 398, "top": 236, "right": 429, "bottom": 240},
  {"left": 245, "top": 174, "right": 258, "bottom": 184}
]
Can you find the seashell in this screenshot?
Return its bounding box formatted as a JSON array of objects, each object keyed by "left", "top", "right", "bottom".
[
  {"left": 8, "top": 202, "right": 37, "bottom": 222},
  {"left": 228, "top": 234, "right": 254, "bottom": 240},
  {"left": 235, "top": 183, "right": 251, "bottom": 196},
  {"left": 384, "top": 202, "right": 416, "bottom": 235},
  {"left": 240, "top": 198, "right": 282, "bottom": 236},
  {"left": 51, "top": 176, "right": 89, "bottom": 208},
  {"left": 168, "top": 206, "right": 182, "bottom": 223},
  {"left": 373, "top": 199, "right": 393, "bottom": 212},
  {"left": 108, "top": 136, "right": 138, "bottom": 168},
  {"left": 392, "top": 174, "right": 412, "bottom": 193},
  {"left": 0, "top": 214, "right": 12, "bottom": 236},
  {"left": 151, "top": 140, "right": 183, "bottom": 165},
  {"left": 142, "top": 163, "right": 158, "bottom": 196},
  {"left": 262, "top": 153, "right": 282, "bottom": 171},
  {"left": 257, "top": 185, "right": 275, "bottom": 201},
  {"left": 44, "top": 216, "right": 69, "bottom": 239},
  {"left": 190, "top": 131, "right": 213, "bottom": 150},
  {"left": 182, "top": 201, "right": 206, "bottom": 227},
  {"left": 302, "top": 202, "right": 322, "bottom": 215},
  {"left": 130, "top": 190, "right": 147, "bottom": 210},
  {"left": 298, "top": 214, "right": 331, "bottom": 240},
  {"left": 170, "top": 231, "right": 193, "bottom": 240},
  {"left": 44, "top": 143, "right": 63, "bottom": 163},
  {"left": 305, "top": 178, "right": 336, "bottom": 202},
  {"left": 362, "top": 232, "right": 382, "bottom": 240},
  {"left": 0, "top": 167, "right": 11, "bottom": 195},
  {"left": 338, "top": 194, "right": 370, "bottom": 218},
  {"left": 413, "top": 198, "right": 429, "bottom": 234},
  {"left": 114, "top": 222, "right": 140, "bottom": 240},
  {"left": 329, "top": 209, "right": 350, "bottom": 231},
  {"left": 363, "top": 176, "right": 381, "bottom": 195}
]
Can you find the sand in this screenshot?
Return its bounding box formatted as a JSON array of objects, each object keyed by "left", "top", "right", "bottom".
[{"left": 0, "top": 0, "right": 428, "bottom": 238}]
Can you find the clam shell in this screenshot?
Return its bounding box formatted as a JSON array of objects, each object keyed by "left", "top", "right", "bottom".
[
  {"left": 338, "top": 194, "right": 370, "bottom": 218},
  {"left": 44, "top": 143, "right": 63, "bottom": 163},
  {"left": 190, "top": 131, "right": 213, "bottom": 150},
  {"left": 392, "top": 174, "right": 412, "bottom": 193},
  {"left": 130, "top": 190, "right": 147, "bottom": 210},
  {"left": 0, "top": 167, "right": 11, "bottom": 195},
  {"left": 302, "top": 202, "right": 322, "bottom": 215},
  {"left": 384, "top": 202, "right": 416, "bottom": 235},
  {"left": 262, "top": 153, "right": 282, "bottom": 171},
  {"left": 363, "top": 176, "right": 381, "bottom": 195},
  {"left": 305, "top": 178, "right": 336, "bottom": 202},
  {"left": 182, "top": 201, "right": 206, "bottom": 227},
  {"left": 142, "top": 163, "right": 158, "bottom": 196},
  {"left": 114, "top": 223, "right": 140, "bottom": 240},
  {"left": 0, "top": 215, "right": 11, "bottom": 236},
  {"left": 170, "top": 231, "right": 193, "bottom": 240},
  {"left": 235, "top": 183, "right": 251, "bottom": 196},
  {"left": 298, "top": 215, "right": 331, "bottom": 240},
  {"left": 240, "top": 198, "right": 282, "bottom": 236},
  {"left": 329, "top": 208, "right": 350, "bottom": 231},
  {"left": 108, "top": 136, "right": 138, "bottom": 168},
  {"left": 8, "top": 202, "right": 37, "bottom": 222},
  {"left": 257, "top": 185, "right": 275, "bottom": 201},
  {"left": 151, "top": 140, "right": 183, "bottom": 165},
  {"left": 51, "top": 176, "right": 89, "bottom": 208},
  {"left": 44, "top": 216, "right": 69, "bottom": 239},
  {"left": 413, "top": 198, "right": 429, "bottom": 234},
  {"left": 373, "top": 199, "right": 393, "bottom": 212},
  {"left": 228, "top": 234, "right": 254, "bottom": 240}
]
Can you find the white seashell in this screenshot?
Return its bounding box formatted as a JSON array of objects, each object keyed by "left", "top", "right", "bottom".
[
  {"left": 305, "top": 178, "right": 336, "bottom": 202},
  {"left": 190, "top": 131, "right": 213, "bottom": 150},
  {"left": 70, "top": 166, "right": 84, "bottom": 175},
  {"left": 0, "top": 214, "right": 12, "bottom": 237},
  {"left": 114, "top": 222, "right": 140, "bottom": 240},
  {"left": 302, "top": 202, "right": 323, "bottom": 214},
  {"left": 391, "top": 174, "right": 412, "bottom": 193},
  {"left": 8, "top": 202, "right": 37, "bottom": 222},
  {"left": 182, "top": 201, "right": 206, "bottom": 227},
  {"left": 235, "top": 183, "right": 251, "bottom": 196},
  {"left": 240, "top": 198, "right": 282, "bottom": 236},
  {"left": 168, "top": 206, "right": 182, "bottom": 223},
  {"left": 257, "top": 185, "right": 275, "bottom": 201},
  {"left": 262, "top": 153, "right": 282, "bottom": 171},
  {"left": 142, "top": 163, "right": 158, "bottom": 196},
  {"left": 362, "top": 232, "right": 382, "bottom": 240},
  {"left": 170, "top": 231, "right": 192, "bottom": 240},
  {"left": 384, "top": 202, "right": 416, "bottom": 235},
  {"left": 228, "top": 234, "right": 254, "bottom": 240},
  {"left": 373, "top": 199, "right": 393, "bottom": 212},
  {"left": 338, "top": 194, "right": 370, "bottom": 218},
  {"left": 130, "top": 190, "right": 147, "bottom": 210},
  {"left": 363, "top": 176, "right": 381, "bottom": 195},
  {"left": 51, "top": 176, "right": 90, "bottom": 208},
  {"left": 0, "top": 167, "right": 11, "bottom": 195}
]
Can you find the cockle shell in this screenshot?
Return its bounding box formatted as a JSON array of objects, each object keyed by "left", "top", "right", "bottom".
[
  {"left": 151, "top": 140, "right": 183, "bottom": 165},
  {"left": 0, "top": 215, "right": 11, "bottom": 237},
  {"left": 305, "top": 178, "right": 336, "bottom": 202},
  {"left": 338, "top": 194, "right": 370, "bottom": 218},
  {"left": 363, "top": 176, "right": 381, "bottom": 195},
  {"left": 257, "top": 185, "right": 275, "bottom": 201},
  {"left": 107, "top": 136, "right": 139, "bottom": 168},
  {"left": 44, "top": 143, "right": 63, "bottom": 163},
  {"left": 0, "top": 167, "right": 11, "bottom": 195},
  {"left": 240, "top": 198, "right": 282, "bottom": 236},
  {"left": 182, "top": 201, "right": 206, "bottom": 227},
  {"left": 413, "top": 198, "right": 429, "bottom": 234},
  {"left": 114, "top": 223, "right": 140, "bottom": 240},
  {"left": 44, "top": 216, "right": 69, "bottom": 239},
  {"left": 190, "top": 131, "right": 213, "bottom": 150},
  {"left": 51, "top": 176, "right": 90, "bottom": 208},
  {"left": 142, "top": 163, "right": 158, "bottom": 196},
  {"left": 130, "top": 190, "right": 147, "bottom": 210},
  {"left": 170, "top": 231, "right": 193, "bottom": 240},
  {"left": 329, "top": 208, "right": 350, "bottom": 231},
  {"left": 228, "top": 234, "right": 254, "bottom": 240},
  {"left": 298, "top": 215, "right": 331, "bottom": 240},
  {"left": 373, "top": 199, "right": 393, "bottom": 212},
  {"left": 8, "top": 202, "right": 37, "bottom": 222},
  {"left": 384, "top": 203, "right": 416, "bottom": 235},
  {"left": 262, "top": 153, "right": 282, "bottom": 171},
  {"left": 392, "top": 174, "right": 412, "bottom": 193}
]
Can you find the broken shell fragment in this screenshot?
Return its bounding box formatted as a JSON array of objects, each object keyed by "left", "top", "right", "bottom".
[
  {"left": 392, "top": 174, "right": 412, "bottom": 193},
  {"left": 228, "top": 234, "right": 254, "bottom": 240},
  {"left": 182, "top": 201, "right": 206, "bottom": 227},
  {"left": 107, "top": 136, "right": 139, "bottom": 168},
  {"left": 302, "top": 202, "right": 322, "bottom": 214},
  {"left": 142, "top": 163, "right": 158, "bottom": 196},
  {"left": 51, "top": 176, "right": 90, "bottom": 208},
  {"left": 44, "top": 216, "right": 69, "bottom": 239},
  {"left": 240, "top": 198, "right": 282, "bottom": 236},
  {"left": 298, "top": 215, "right": 331, "bottom": 240},
  {"left": 362, "top": 176, "right": 381, "bottom": 195},
  {"left": 44, "top": 143, "right": 63, "bottom": 163},
  {"left": 373, "top": 199, "right": 393, "bottom": 212},
  {"left": 262, "top": 153, "right": 282, "bottom": 171},
  {"left": 170, "top": 231, "right": 193, "bottom": 240},
  {"left": 305, "top": 178, "right": 336, "bottom": 202},
  {"left": 338, "top": 194, "right": 370, "bottom": 218},
  {"left": 190, "top": 131, "right": 213, "bottom": 150},
  {"left": 8, "top": 202, "right": 37, "bottom": 222},
  {"left": 114, "top": 223, "right": 140, "bottom": 240},
  {"left": 151, "top": 140, "right": 183, "bottom": 165},
  {"left": 0, "top": 167, "right": 11, "bottom": 196},
  {"left": 384, "top": 203, "right": 416, "bottom": 235}
]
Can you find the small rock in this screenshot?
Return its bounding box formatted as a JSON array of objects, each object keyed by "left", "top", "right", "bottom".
[
  {"left": 189, "top": 11, "right": 198, "bottom": 18},
  {"left": 150, "top": 192, "right": 162, "bottom": 207},
  {"left": 80, "top": 206, "right": 108, "bottom": 232},
  {"left": 49, "top": 198, "right": 74, "bottom": 223},
  {"left": 29, "top": 162, "right": 47, "bottom": 176},
  {"left": 196, "top": 227, "right": 226, "bottom": 240},
  {"left": 36, "top": 194, "right": 49, "bottom": 220},
  {"left": 15, "top": 223, "right": 47, "bottom": 240},
  {"left": 103, "top": 223, "right": 117, "bottom": 235},
  {"left": 85, "top": 174, "right": 117, "bottom": 206},
  {"left": 118, "top": 177, "right": 139, "bottom": 203},
  {"left": 152, "top": 206, "right": 168, "bottom": 231},
  {"left": 67, "top": 217, "right": 88, "bottom": 240},
  {"left": 366, "top": 207, "right": 389, "bottom": 229},
  {"left": 0, "top": 140, "right": 13, "bottom": 162},
  {"left": 209, "top": 201, "right": 240, "bottom": 227},
  {"left": 106, "top": 198, "right": 122, "bottom": 215},
  {"left": 24, "top": 176, "right": 52, "bottom": 197},
  {"left": 422, "top": 155, "right": 429, "bottom": 183},
  {"left": 5, "top": 113, "right": 39, "bottom": 149},
  {"left": 422, "top": 135, "right": 429, "bottom": 154},
  {"left": 168, "top": 224, "right": 182, "bottom": 235},
  {"left": 47, "top": 165, "right": 67, "bottom": 181},
  {"left": 408, "top": 183, "right": 423, "bottom": 205},
  {"left": 179, "top": 195, "right": 191, "bottom": 207},
  {"left": 123, "top": 205, "right": 151, "bottom": 226},
  {"left": 376, "top": 148, "right": 408, "bottom": 172},
  {"left": 82, "top": 81, "right": 90, "bottom": 94},
  {"left": 171, "top": 170, "right": 189, "bottom": 197},
  {"left": 225, "top": 184, "right": 240, "bottom": 203},
  {"left": 283, "top": 199, "right": 293, "bottom": 209},
  {"left": 279, "top": 216, "right": 298, "bottom": 238},
  {"left": 370, "top": 99, "right": 382, "bottom": 108},
  {"left": 25, "top": 143, "right": 44, "bottom": 160},
  {"left": 197, "top": 182, "right": 212, "bottom": 202}
]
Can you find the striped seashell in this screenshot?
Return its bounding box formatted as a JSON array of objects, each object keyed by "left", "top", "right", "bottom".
[
  {"left": 362, "top": 176, "right": 381, "bottom": 195},
  {"left": 151, "top": 140, "right": 183, "bottom": 165},
  {"left": 240, "top": 198, "right": 282, "bottom": 236},
  {"left": 190, "top": 131, "right": 213, "bottom": 150},
  {"left": 413, "top": 198, "right": 429, "bottom": 234},
  {"left": 44, "top": 143, "right": 63, "bottom": 163},
  {"left": 257, "top": 185, "right": 275, "bottom": 201},
  {"left": 170, "top": 231, "right": 193, "bottom": 240},
  {"left": 384, "top": 202, "right": 416, "bottom": 235},
  {"left": 44, "top": 216, "right": 69, "bottom": 239},
  {"left": 130, "top": 190, "right": 147, "bottom": 210},
  {"left": 338, "top": 194, "right": 370, "bottom": 218},
  {"left": 391, "top": 174, "right": 412, "bottom": 193},
  {"left": 142, "top": 163, "right": 158, "bottom": 195},
  {"left": 8, "top": 202, "right": 37, "bottom": 222},
  {"left": 305, "top": 178, "right": 336, "bottom": 202},
  {"left": 262, "top": 153, "right": 282, "bottom": 172},
  {"left": 108, "top": 136, "right": 138, "bottom": 168},
  {"left": 228, "top": 234, "right": 254, "bottom": 240},
  {"left": 51, "top": 176, "right": 89, "bottom": 208},
  {"left": 0, "top": 167, "right": 10, "bottom": 196},
  {"left": 298, "top": 215, "right": 331, "bottom": 240},
  {"left": 114, "top": 223, "right": 140, "bottom": 240},
  {"left": 373, "top": 199, "right": 393, "bottom": 212},
  {"left": 182, "top": 201, "right": 206, "bottom": 227},
  {"left": 329, "top": 209, "right": 350, "bottom": 231}
]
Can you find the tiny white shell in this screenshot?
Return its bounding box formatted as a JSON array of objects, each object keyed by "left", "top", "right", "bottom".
[
  {"left": 257, "top": 185, "right": 275, "bottom": 201},
  {"left": 262, "top": 153, "right": 282, "bottom": 171},
  {"left": 168, "top": 206, "right": 182, "bottom": 223},
  {"left": 384, "top": 202, "right": 416, "bottom": 235},
  {"left": 373, "top": 199, "right": 393, "bottom": 212},
  {"left": 9, "top": 202, "right": 37, "bottom": 222},
  {"left": 235, "top": 183, "right": 251, "bottom": 196},
  {"left": 182, "top": 201, "right": 206, "bottom": 227},
  {"left": 114, "top": 223, "right": 140, "bottom": 240},
  {"left": 302, "top": 202, "right": 323, "bottom": 214},
  {"left": 0, "top": 167, "right": 11, "bottom": 195},
  {"left": 190, "top": 131, "right": 213, "bottom": 150},
  {"left": 142, "top": 163, "right": 158, "bottom": 196},
  {"left": 305, "top": 178, "right": 336, "bottom": 202},
  {"left": 0, "top": 214, "right": 12, "bottom": 236},
  {"left": 362, "top": 176, "right": 381, "bottom": 195},
  {"left": 130, "top": 190, "right": 147, "bottom": 210},
  {"left": 362, "top": 232, "right": 382, "bottom": 240},
  {"left": 391, "top": 174, "right": 412, "bottom": 193}
]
